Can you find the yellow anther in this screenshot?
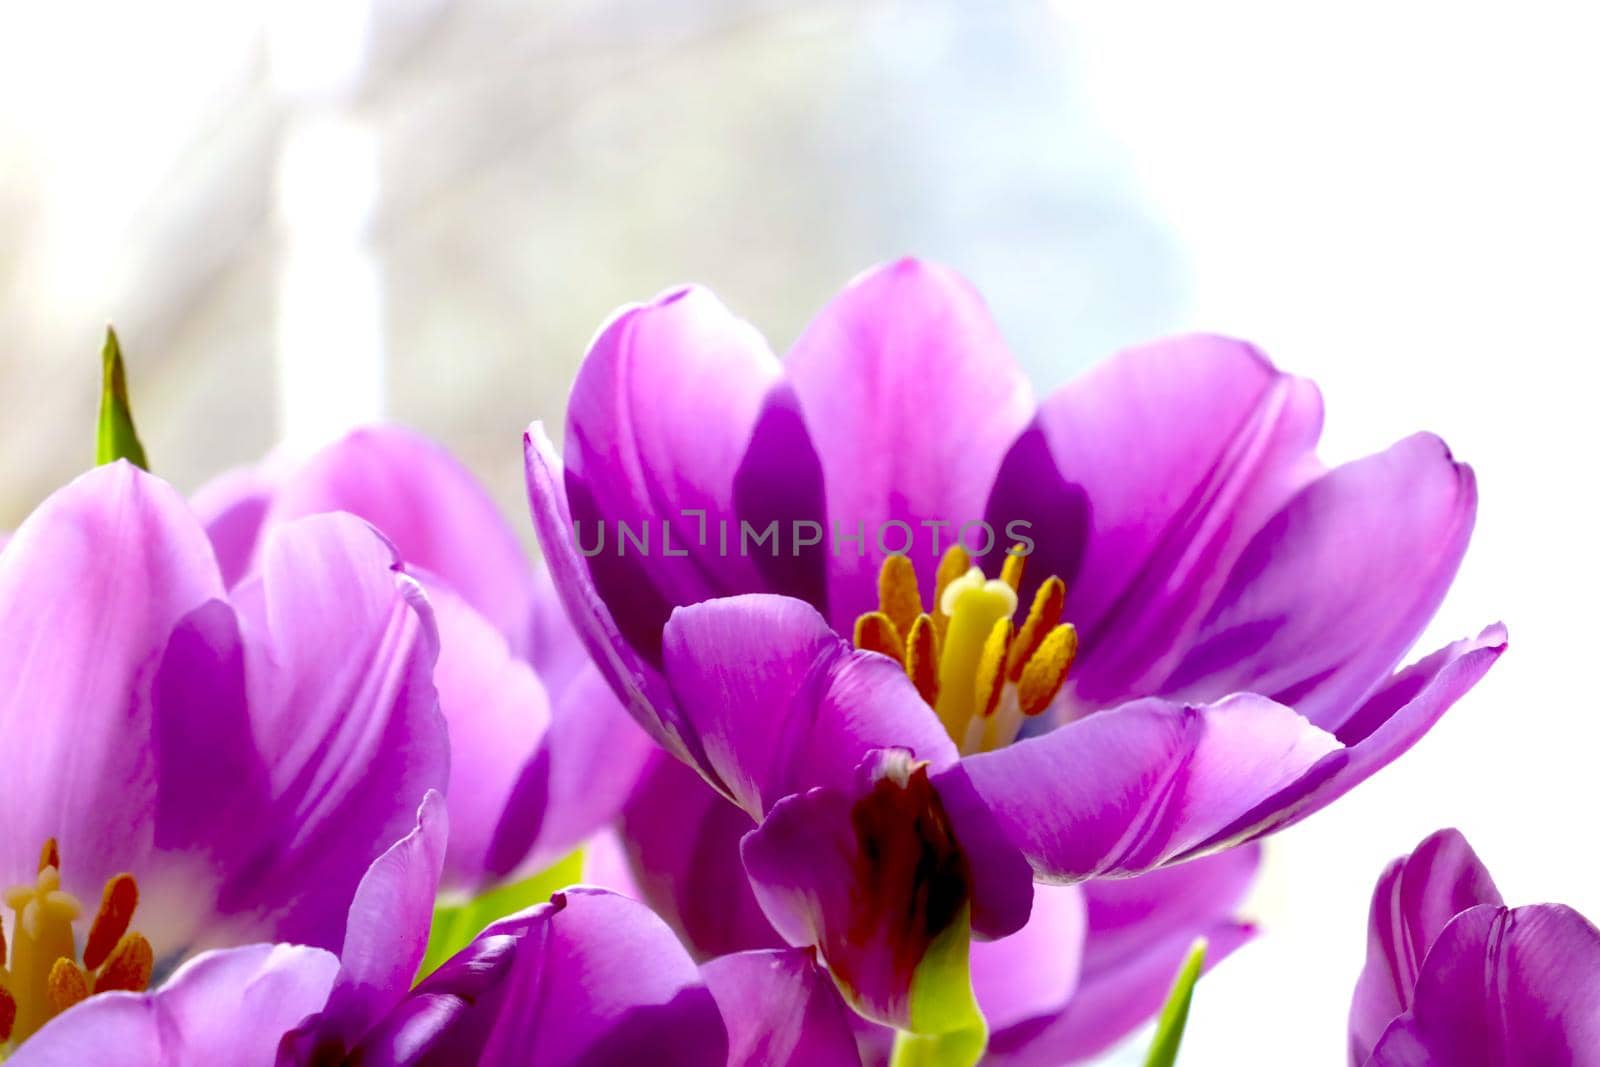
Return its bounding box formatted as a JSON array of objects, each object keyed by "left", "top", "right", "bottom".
[
  {"left": 37, "top": 839, "right": 59, "bottom": 875},
  {"left": 45, "top": 959, "right": 88, "bottom": 1016},
  {"left": 853, "top": 611, "right": 906, "bottom": 662},
  {"left": 877, "top": 554, "right": 923, "bottom": 637},
  {"left": 1000, "top": 546, "right": 1026, "bottom": 593},
  {"left": 1008, "top": 575, "right": 1067, "bottom": 681},
  {"left": 905, "top": 614, "right": 941, "bottom": 706},
  {"left": 974, "top": 617, "right": 1014, "bottom": 720},
  {"left": 93, "top": 933, "right": 153, "bottom": 995},
  {"left": 1018, "top": 624, "right": 1079, "bottom": 717},
  {"left": 871, "top": 546, "right": 1078, "bottom": 753}
]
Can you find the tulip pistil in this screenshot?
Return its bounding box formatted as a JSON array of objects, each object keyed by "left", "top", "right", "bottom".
[
  {"left": 0, "top": 840, "right": 152, "bottom": 1047},
  {"left": 854, "top": 547, "right": 1079, "bottom": 754}
]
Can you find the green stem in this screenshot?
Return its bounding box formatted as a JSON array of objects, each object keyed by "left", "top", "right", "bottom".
[{"left": 890, "top": 1026, "right": 986, "bottom": 1067}]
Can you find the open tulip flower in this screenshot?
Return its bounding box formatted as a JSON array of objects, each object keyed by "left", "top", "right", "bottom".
[
  {"left": 1350, "top": 829, "right": 1600, "bottom": 1066},
  {"left": 524, "top": 258, "right": 1505, "bottom": 1055},
  {"left": 193, "top": 425, "right": 654, "bottom": 892},
  {"left": 0, "top": 462, "right": 446, "bottom": 1060}
]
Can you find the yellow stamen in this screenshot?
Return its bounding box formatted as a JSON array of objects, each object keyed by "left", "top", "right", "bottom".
[
  {"left": 45, "top": 959, "right": 87, "bottom": 1016},
  {"left": 933, "top": 568, "right": 1018, "bottom": 740},
  {"left": 905, "top": 614, "right": 941, "bottom": 706},
  {"left": 974, "top": 617, "right": 1014, "bottom": 720},
  {"left": 1000, "top": 546, "right": 1026, "bottom": 593},
  {"left": 854, "top": 611, "right": 905, "bottom": 662},
  {"left": 1008, "top": 575, "right": 1066, "bottom": 681},
  {"left": 931, "top": 545, "right": 971, "bottom": 642},
  {"left": 1019, "top": 624, "right": 1079, "bottom": 717},
  {"left": 854, "top": 547, "right": 1080, "bottom": 754},
  {"left": 878, "top": 554, "right": 923, "bottom": 637},
  {"left": 93, "top": 933, "right": 153, "bottom": 995},
  {"left": 7, "top": 865, "right": 81, "bottom": 1041},
  {"left": 4, "top": 844, "right": 152, "bottom": 1047}
]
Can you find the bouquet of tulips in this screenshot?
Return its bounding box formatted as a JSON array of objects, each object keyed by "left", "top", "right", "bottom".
[{"left": 0, "top": 261, "right": 1585, "bottom": 1067}]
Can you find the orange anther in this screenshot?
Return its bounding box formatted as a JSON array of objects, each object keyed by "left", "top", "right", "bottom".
[
  {"left": 1000, "top": 547, "right": 1026, "bottom": 593},
  {"left": 46, "top": 958, "right": 89, "bottom": 1016},
  {"left": 1019, "top": 624, "right": 1079, "bottom": 717},
  {"left": 93, "top": 932, "right": 154, "bottom": 995},
  {"left": 853, "top": 611, "right": 906, "bottom": 662},
  {"left": 877, "top": 554, "right": 924, "bottom": 637},
  {"left": 906, "top": 614, "right": 941, "bottom": 706},
  {"left": 1008, "top": 576, "right": 1066, "bottom": 681},
  {"left": 974, "top": 618, "right": 1015, "bottom": 720},
  {"left": 83, "top": 874, "right": 139, "bottom": 971}
]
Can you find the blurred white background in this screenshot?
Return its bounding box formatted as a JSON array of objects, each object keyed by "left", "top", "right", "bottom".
[{"left": 2, "top": 2, "right": 1596, "bottom": 1062}]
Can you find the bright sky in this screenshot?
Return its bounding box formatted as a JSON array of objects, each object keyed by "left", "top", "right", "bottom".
[{"left": 1055, "top": 3, "right": 1600, "bottom": 1061}]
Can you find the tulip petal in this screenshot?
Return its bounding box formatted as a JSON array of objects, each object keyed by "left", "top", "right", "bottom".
[
  {"left": 563, "top": 286, "right": 792, "bottom": 653},
  {"left": 191, "top": 460, "right": 282, "bottom": 589},
  {"left": 983, "top": 849, "right": 1260, "bottom": 1065},
  {"left": 296, "top": 792, "right": 448, "bottom": 1056},
  {"left": 741, "top": 752, "right": 1032, "bottom": 1029},
  {"left": 364, "top": 889, "right": 728, "bottom": 1067},
  {"left": 963, "top": 695, "right": 1339, "bottom": 881},
  {"left": 661, "top": 594, "right": 956, "bottom": 817},
  {"left": 992, "top": 335, "right": 1323, "bottom": 706},
  {"left": 1164, "top": 433, "right": 1477, "bottom": 727},
  {"left": 969, "top": 884, "right": 1087, "bottom": 1032},
  {"left": 523, "top": 424, "right": 703, "bottom": 767},
  {"left": 0, "top": 463, "right": 222, "bottom": 894},
  {"left": 423, "top": 580, "right": 552, "bottom": 888},
  {"left": 994, "top": 920, "right": 1254, "bottom": 1067},
  {"left": 1080, "top": 844, "right": 1261, "bottom": 976},
  {"left": 1185, "top": 625, "right": 1506, "bottom": 856},
  {"left": 1368, "top": 904, "right": 1600, "bottom": 1067},
  {"left": 1349, "top": 829, "right": 1503, "bottom": 1066},
  {"left": 219, "top": 514, "right": 449, "bottom": 950},
  {"left": 486, "top": 662, "right": 656, "bottom": 879},
  {"left": 259, "top": 426, "right": 538, "bottom": 645},
  {"left": 703, "top": 949, "right": 865, "bottom": 1067},
  {"left": 619, "top": 753, "right": 785, "bottom": 960},
  {"left": 8, "top": 943, "right": 338, "bottom": 1067},
  {"left": 785, "top": 258, "right": 1035, "bottom": 628}
]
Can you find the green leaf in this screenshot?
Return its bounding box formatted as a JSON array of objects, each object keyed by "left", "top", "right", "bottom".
[
  {"left": 1144, "top": 937, "right": 1208, "bottom": 1067},
  {"left": 888, "top": 905, "right": 988, "bottom": 1067},
  {"left": 418, "top": 849, "right": 584, "bottom": 981},
  {"left": 96, "top": 326, "right": 148, "bottom": 470}
]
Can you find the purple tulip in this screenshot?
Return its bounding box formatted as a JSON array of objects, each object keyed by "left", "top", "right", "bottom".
[
  {"left": 10, "top": 793, "right": 447, "bottom": 1066},
  {"left": 191, "top": 425, "right": 654, "bottom": 891},
  {"left": 284, "top": 884, "right": 730, "bottom": 1066},
  {"left": 1351, "top": 829, "right": 1600, "bottom": 1067},
  {"left": 11, "top": 778, "right": 858, "bottom": 1067},
  {"left": 612, "top": 754, "right": 1257, "bottom": 1065},
  {"left": 524, "top": 258, "right": 1504, "bottom": 1037},
  {"left": 281, "top": 881, "right": 862, "bottom": 1067},
  {"left": 0, "top": 462, "right": 445, "bottom": 1058}
]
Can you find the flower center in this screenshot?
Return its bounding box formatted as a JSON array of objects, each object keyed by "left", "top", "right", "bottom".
[
  {"left": 0, "top": 839, "right": 153, "bottom": 1048},
  {"left": 853, "top": 546, "right": 1078, "bottom": 755}
]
